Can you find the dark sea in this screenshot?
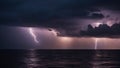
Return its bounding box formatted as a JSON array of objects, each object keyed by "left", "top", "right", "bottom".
[{"left": 0, "top": 50, "right": 120, "bottom": 68}]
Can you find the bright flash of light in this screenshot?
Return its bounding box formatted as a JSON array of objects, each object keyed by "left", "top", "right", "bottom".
[
  {"left": 92, "top": 22, "right": 102, "bottom": 27},
  {"left": 29, "top": 28, "right": 39, "bottom": 43},
  {"left": 58, "top": 37, "right": 73, "bottom": 48},
  {"left": 59, "top": 37, "right": 72, "bottom": 42},
  {"left": 95, "top": 38, "right": 98, "bottom": 50},
  {"left": 106, "top": 21, "right": 113, "bottom": 26},
  {"left": 95, "top": 22, "right": 102, "bottom": 27}
]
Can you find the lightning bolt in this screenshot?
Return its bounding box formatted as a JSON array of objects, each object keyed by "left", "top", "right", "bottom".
[
  {"left": 29, "top": 28, "right": 39, "bottom": 43},
  {"left": 95, "top": 38, "right": 98, "bottom": 50}
]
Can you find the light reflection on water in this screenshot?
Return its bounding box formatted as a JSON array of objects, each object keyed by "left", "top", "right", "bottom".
[
  {"left": 19, "top": 50, "right": 120, "bottom": 68},
  {"left": 91, "top": 51, "right": 120, "bottom": 68},
  {"left": 22, "top": 50, "right": 41, "bottom": 68}
]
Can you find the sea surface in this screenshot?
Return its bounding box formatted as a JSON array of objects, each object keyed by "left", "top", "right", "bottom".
[{"left": 0, "top": 50, "right": 120, "bottom": 68}]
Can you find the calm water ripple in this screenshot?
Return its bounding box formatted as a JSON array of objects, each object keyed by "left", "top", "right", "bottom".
[{"left": 0, "top": 50, "right": 120, "bottom": 68}]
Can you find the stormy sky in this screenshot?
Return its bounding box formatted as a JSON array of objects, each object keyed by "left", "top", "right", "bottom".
[{"left": 1, "top": 0, "right": 120, "bottom": 49}]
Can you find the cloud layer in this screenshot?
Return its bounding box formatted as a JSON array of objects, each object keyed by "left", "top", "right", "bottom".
[{"left": 1, "top": 0, "right": 120, "bottom": 37}]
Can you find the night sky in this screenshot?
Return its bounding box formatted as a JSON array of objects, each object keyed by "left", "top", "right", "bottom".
[{"left": 1, "top": 0, "right": 120, "bottom": 49}]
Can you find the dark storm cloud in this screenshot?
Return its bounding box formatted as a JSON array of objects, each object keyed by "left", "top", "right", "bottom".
[
  {"left": 80, "top": 23, "right": 120, "bottom": 38},
  {"left": 1, "top": 0, "right": 120, "bottom": 37},
  {"left": 0, "top": 0, "right": 25, "bottom": 25},
  {"left": 97, "top": 0, "right": 120, "bottom": 10},
  {"left": 0, "top": 0, "right": 104, "bottom": 25}
]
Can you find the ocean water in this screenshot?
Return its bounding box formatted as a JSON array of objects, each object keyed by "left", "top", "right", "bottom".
[{"left": 0, "top": 50, "right": 120, "bottom": 68}]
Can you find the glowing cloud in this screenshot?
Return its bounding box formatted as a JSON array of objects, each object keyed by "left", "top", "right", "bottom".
[{"left": 29, "top": 28, "right": 39, "bottom": 43}]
